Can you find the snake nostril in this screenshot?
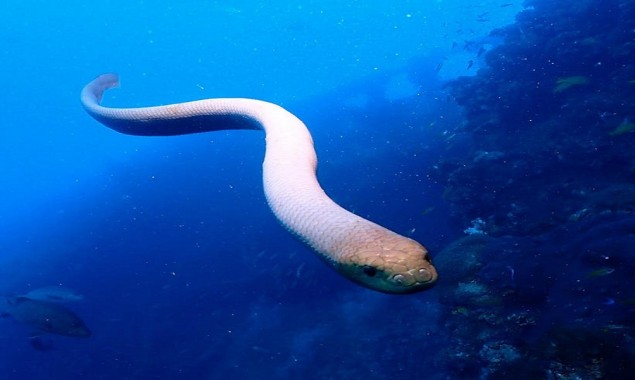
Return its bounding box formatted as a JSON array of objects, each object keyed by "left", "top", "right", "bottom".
[{"left": 362, "top": 265, "right": 377, "bottom": 277}]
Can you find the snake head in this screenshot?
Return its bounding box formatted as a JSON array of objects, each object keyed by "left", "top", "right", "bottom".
[{"left": 340, "top": 234, "right": 438, "bottom": 294}]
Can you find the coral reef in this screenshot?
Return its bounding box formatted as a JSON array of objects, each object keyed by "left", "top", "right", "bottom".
[{"left": 432, "top": 0, "right": 635, "bottom": 377}]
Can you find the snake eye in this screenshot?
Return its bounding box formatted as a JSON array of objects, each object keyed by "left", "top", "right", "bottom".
[{"left": 362, "top": 265, "right": 377, "bottom": 277}]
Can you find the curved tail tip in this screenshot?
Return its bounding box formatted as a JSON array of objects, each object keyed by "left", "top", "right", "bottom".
[
  {"left": 82, "top": 73, "right": 120, "bottom": 105},
  {"left": 94, "top": 73, "right": 120, "bottom": 90}
]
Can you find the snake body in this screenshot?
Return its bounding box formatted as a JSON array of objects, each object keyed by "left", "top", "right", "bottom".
[{"left": 81, "top": 74, "right": 437, "bottom": 293}]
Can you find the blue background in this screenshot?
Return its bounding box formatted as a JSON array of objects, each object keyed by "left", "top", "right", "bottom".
[{"left": 2, "top": 0, "right": 634, "bottom": 378}]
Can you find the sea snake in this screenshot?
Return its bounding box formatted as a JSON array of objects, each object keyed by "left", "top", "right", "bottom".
[{"left": 81, "top": 74, "right": 438, "bottom": 294}]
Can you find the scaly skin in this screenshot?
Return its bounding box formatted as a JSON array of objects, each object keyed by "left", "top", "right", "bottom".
[{"left": 81, "top": 74, "right": 438, "bottom": 293}]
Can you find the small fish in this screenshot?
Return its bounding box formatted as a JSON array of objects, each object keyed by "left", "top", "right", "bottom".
[
  {"left": 295, "top": 263, "right": 305, "bottom": 278},
  {"left": 2, "top": 297, "right": 91, "bottom": 338},
  {"left": 452, "top": 307, "right": 470, "bottom": 316},
  {"left": 553, "top": 76, "right": 590, "bottom": 93},
  {"left": 602, "top": 324, "right": 628, "bottom": 332},
  {"left": 20, "top": 286, "right": 84, "bottom": 302},
  {"left": 601, "top": 298, "right": 616, "bottom": 306},
  {"left": 420, "top": 207, "right": 435, "bottom": 216},
  {"left": 586, "top": 267, "right": 615, "bottom": 278},
  {"left": 466, "top": 60, "right": 474, "bottom": 70},
  {"left": 506, "top": 266, "right": 515, "bottom": 282},
  {"left": 435, "top": 62, "right": 444, "bottom": 73},
  {"left": 501, "top": 3, "right": 514, "bottom": 7},
  {"left": 609, "top": 119, "right": 635, "bottom": 136}
]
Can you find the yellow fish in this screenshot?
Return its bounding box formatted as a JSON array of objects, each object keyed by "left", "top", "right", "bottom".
[
  {"left": 586, "top": 267, "right": 615, "bottom": 278},
  {"left": 609, "top": 119, "right": 635, "bottom": 136},
  {"left": 553, "top": 76, "right": 590, "bottom": 93}
]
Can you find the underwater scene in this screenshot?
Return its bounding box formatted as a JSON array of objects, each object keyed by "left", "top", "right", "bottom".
[{"left": 1, "top": 0, "right": 634, "bottom": 378}]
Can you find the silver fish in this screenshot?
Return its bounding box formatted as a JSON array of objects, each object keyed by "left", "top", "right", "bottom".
[
  {"left": 2, "top": 297, "right": 91, "bottom": 338},
  {"left": 19, "top": 286, "right": 84, "bottom": 302}
]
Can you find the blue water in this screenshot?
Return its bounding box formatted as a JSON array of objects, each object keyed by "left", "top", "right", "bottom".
[{"left": 1, "top": 0, "right": 633, "bottom": 378}]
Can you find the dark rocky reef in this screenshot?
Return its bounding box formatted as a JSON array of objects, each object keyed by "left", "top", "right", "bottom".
[
  {"left": 433, "top": 0, "right": 635, "bottom": 377},
  {"left": 438, "top": 0, "right": 635, "bottom": 236}
]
